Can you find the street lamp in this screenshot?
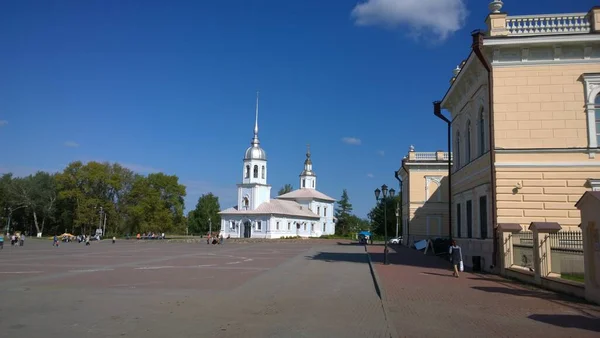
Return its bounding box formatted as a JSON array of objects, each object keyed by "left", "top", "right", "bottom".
[
  {"left": 208, "top": 217, "right": 212, "bottom": 237},
  {"left": 375, "top": 184, "right": 396, "bottom": 265}
]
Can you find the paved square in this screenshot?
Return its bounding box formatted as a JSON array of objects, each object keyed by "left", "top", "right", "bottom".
[{"left": 0, "top": 240, "right": 391, "bottom": 338}]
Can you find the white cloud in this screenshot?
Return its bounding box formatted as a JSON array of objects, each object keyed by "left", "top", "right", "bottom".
[
  {"left": 64, "top": 141, "right": 79, "bottom": 148},
  {"left": 342, "top": 137, "right": 362, "bottom": 145},
  {"left": 351, "top": 0, "right": 468, "bottom": 41},
  {"left": 0, "top": 120, "right": 7, "bottom": 126},
  {"left": 377, "top": 150, "right": 385, "bottom": 157},
  {"left": 367, "top": 173, "right": 374, "bottom": 178}
]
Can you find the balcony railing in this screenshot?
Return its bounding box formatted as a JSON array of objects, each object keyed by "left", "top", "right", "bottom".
[
  {"left": 408, "top": 152, "right": 452, "bottom": 162},
  {"left": 505, "top": 13, "right": 590, "bottom": 36}
]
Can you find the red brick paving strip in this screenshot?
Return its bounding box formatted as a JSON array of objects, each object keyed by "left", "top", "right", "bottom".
[{"left": 367, "top": 244, "right": 600, "bottom": 338}]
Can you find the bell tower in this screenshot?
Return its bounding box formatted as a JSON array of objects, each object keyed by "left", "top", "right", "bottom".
[
  {"left": 299, "top": 144, "right": 316, "bottom": 189},
  {"left": 237, "top": 92, "right": 271, "bottom": 210}
]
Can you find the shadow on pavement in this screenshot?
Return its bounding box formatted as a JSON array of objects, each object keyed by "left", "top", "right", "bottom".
[
  {"left": 308, "top": 252, "right": 369, "bottom": 264},
  {"left": 420, "top": 271, "right": 455, "bottom": 278},
  {"left": 472, "top": 286, "right": 588, "bottom": 303},
  {"left": 528, "top": 314, "right": 600, "bottom": 332},
  {"left": 368, "top": 245, "right": 451, "bottom": 270}
]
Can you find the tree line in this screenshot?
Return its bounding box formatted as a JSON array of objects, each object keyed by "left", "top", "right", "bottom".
[
  {"left": 1, "top": 167, "right": 399, "bottom": 238},
  {"left": 0, "top": 161, "right": 187, "bottom": 236}
]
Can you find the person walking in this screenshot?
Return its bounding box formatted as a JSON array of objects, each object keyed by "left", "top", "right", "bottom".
[
  {"left": 449, "top": 240, "right": 463, "bottom": 278},
  {"left": 0, "top": 233, "right": 4, "bottom": 250},
  {"left": 112, "top": 236, "right": 116, "bottom": 244},
  {"left": 19, "top": 233, "right": 25, "bottom": 247}
]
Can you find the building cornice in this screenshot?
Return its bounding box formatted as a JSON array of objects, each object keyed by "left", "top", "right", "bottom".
[
  {"left": 495, "top": 161, "right": 600, "bottom": 168},
  {"left": 483, "top": 34, "right": 600, "bottom": 47}
]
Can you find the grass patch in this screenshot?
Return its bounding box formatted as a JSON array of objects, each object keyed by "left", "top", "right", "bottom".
[{"left": 561, "top": 273, "right": 585, "bottom": 284}]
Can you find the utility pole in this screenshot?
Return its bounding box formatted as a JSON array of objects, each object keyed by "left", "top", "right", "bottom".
[
  {"left": 103, "top": 212, "right": 107, "bottom": 237},
  {"left": 99, "top": 206, "right": 103, "bottom": 237}
]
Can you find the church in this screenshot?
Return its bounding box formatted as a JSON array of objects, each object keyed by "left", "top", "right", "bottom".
[{"left": 219, "top": 95, "right": 336, "bottom": 238}]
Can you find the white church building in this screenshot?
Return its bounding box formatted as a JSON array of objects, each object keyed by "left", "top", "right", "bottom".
[{"left": 219, "top": 96, "right": 336, "bottom": 238}]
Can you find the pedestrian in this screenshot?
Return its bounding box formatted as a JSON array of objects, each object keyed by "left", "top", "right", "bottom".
[
  {"left": 206, "top": 233, "right": 211, "bottom": 245},
  {"left": 219, "top": 234, "right": 223, "bottom": 245},
  {"left": 19, "top": 233, "right": 25, "bottom": 247},
  {"left": 85, "top": 235, "right": 90, "bottom": 246},
  {"left": 53, "top": 235, "right": 59, "bottom": 247},
  {"left": 112, "top": 236, "right": 116, "bottom": 244},
  {"left": 0, "top": 233, "right": 4, "bottom": 250},
  {"left": 449, "top": 240, "right": 463, "bottom": 278}
]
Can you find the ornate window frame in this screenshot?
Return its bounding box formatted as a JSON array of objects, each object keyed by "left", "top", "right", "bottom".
[{"left": 582, "top": 74, "right": 600, "bottom": 151}]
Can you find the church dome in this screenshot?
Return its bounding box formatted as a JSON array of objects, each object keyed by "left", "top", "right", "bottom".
[{"left": 245, "top": 145, "right": 267, "bottom": 160}]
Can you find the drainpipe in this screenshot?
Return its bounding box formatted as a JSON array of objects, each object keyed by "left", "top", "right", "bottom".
[
  {"left": 394, "top": 170, "right": 403, "bottom": 242},
  {"left": 433, "top": 101, "right": 452, "bottom": 241},
  {"left": 471, "top": 29, "right": 498, "bottom": 269}
]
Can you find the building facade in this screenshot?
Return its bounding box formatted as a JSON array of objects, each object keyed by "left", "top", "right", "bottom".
[
  {"left": 438, "top": 2, "right": 600, "bottom": 271},
  {"left": 219, "top": 96, "right": 336, "bottom": 238},
  {"left": 398, "top": 146, "right": 452, "bottom": 246}
]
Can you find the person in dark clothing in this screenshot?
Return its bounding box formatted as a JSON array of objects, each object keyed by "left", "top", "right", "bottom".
[{"left": 449, "top": 240, "right": 463, "bottom": 278}]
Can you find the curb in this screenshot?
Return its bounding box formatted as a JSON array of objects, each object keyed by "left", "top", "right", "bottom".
[{"left": 364, "top": 245, "right": 400, "bottom": 338}]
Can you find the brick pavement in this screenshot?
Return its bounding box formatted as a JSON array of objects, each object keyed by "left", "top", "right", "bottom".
[{"left": 367, "top": 244, "right": 600, "bottom": 338}]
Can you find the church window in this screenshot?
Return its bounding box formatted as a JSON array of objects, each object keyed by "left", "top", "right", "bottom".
[
  {"left": 253, "top": 165, "right": 258, "bottom": 178},
  {"left": 311, "top": 223, "right": 314, "bottom": 231},
  {"left": 276, "top": 221, "right": 279, "bottom": 230},
  {"left": 261, "top": 165, "right": 265, "bottom": 179},
  {"left": 287, "top": 222, "right": 291, "bottom": 230},
  {"left": 312, "top": 181, "right": 314, "bottom": 188},
  {"left": 243, "top": 197, "right": 249, "bottom": 209},
  {"left": 303, "top": 223, "right": 306, "bottom": 231},
  {"left": 230, "top": 221, "right": 235, "bottom": 229},
  {"left": 257, "top": 221, "right": 262, "bottom": 230},
  {"left": 323, "top": 223, "right": 326, "bottom": 232},
  {"left": 324, "top": 207, "right": 327, "bottom": 217},
  {"left": 302, "top": 179, "right": 305, "bottom": 188},
  {"left": 245, "top": 165, "right": 250, "bottom": 178},
  {"left": 317, "top": 206, "right": 320, "bottom": 215}
]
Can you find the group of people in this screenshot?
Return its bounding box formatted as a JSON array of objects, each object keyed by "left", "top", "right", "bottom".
[
  {"left": 206, "top": 233, "right": 230, "bottom": 245},
  {"left": 135, "top": 232, "right": 165, "bottom": 240},
  {"left": 0, "top": 232, "right": 25, "bottom": 249}
]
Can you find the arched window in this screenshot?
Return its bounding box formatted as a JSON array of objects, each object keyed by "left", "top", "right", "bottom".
[
  {"left": 302, "top": 179, "right": 306, "bottom": 188},
  {"left": 253, "top": 165, "right": 258, "bottom": 178},
  {"left": 595, "top": 94, "right": 600, "bottom": 145},
  {"left": 261, "top": 165, "right": 265, "bottom": 179},
  {"left": 455, "top": 131, "right": 461, "bottom": 170},
  {"left": 478, "top": 108, "right": 485, "bottom": 155},
  {"left": 466, "top": 120, "right": 471, "bottom": 163},
  {"left": 312, "top": 180, "right": 315, "bottom": 188},
  {"left": 245, "top": 165, "right": 250, "bottom": 178},
  {"left": 243, "top": 197, "right": 249, "bottom": 208}
]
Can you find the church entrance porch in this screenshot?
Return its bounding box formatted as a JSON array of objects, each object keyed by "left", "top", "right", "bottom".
[{"left": 243, "top": 221, "right": 252, "bottom": 238}]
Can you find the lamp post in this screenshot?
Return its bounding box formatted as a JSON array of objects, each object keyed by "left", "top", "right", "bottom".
[
  {"left": 395, "top": 201, "right": 399, "bottom": 239},
  {"left": 375, "top": 184, "right": 396, "bottom": 265},
  {"left": 208, "top": 217, "right": 212, "bottom": 237}
]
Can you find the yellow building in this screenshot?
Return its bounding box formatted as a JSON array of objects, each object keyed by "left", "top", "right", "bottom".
[
  {"left": 397, "top": 146, "right": 451, "bottom": 245},
  {"left": 437, "top": 2, "right": 600, "bottom": 271}
]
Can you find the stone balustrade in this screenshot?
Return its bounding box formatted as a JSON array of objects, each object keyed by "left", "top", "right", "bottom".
[{"left": 505, "top": 13, "right": 590, "bottom": 36}]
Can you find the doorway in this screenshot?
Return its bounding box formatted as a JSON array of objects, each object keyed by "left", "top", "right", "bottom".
[{"left": 243, "top": 221, "right": 252, "bottom": 238}]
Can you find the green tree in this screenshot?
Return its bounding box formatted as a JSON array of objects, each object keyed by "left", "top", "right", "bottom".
[
  {"left": 347, "top": 214, "right": 370, "bottom": 234},
  {"left": 368, "top": 195, "right": 400, "bottom": 238},
  {"left": 278, "top": 184, "right": 294, "bottom": 196},
  {"left": 8, "top": 172, "right": 58, "bottom": 235},
  {"left": 334, "top": 189, "right": 353, "bottom": 236},
  {"left": 188, "top": 193, "right": 221, "bottom": 235}
]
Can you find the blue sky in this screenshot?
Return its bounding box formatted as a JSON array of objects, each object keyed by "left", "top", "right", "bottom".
[{"left": 0, "top": 0, "right": 594, "bottom": 218}]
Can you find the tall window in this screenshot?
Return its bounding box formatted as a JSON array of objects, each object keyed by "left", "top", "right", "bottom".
[
  {"left": 253, "top": 165, "right": 258, "bottom": 178},
  {"left": 324, "top": 207, "right": 327, "bottom": 217},
  {"left": 245, "top": 165, "right": 250, "bottom": 178},
  {"left": 466, "top": 200, "right": 473, "bottom": 238},
  {"left": 456, "top": 203, "right": 462, "bottom": 238},
  {"left": 302, "top": 179, "right": 306, "bottom": 188},
  {"left": 478, "top": 108, "right": 485, "bottom": 155},
  {"left": 323, "top": 223, "right": 326, "bottom": 232},
  {"left": 311, "top": 223, "right": 314, "bottom": 231},
  {"left": 243, "top": 197, "right": 249, "bottom": 208},
  {"left": 595, "top": 94, "right": 600, "bottom": 146},
  {"left": 479, "top": 196, "right": 488, "bottom": 239},
  {"left": 287, "top": 222, "right": 291, "bottom": 230},
  {"left": 261, "top": 166, "right": 265, "bottom": 179},
  {"left": 455, "top": 131, "right": 461, "bottom": 170},
  {"left": 466, "top": 120, "right": 471, "bottom": 163},
  {"left": 276, "top": 221, "right": 279, "bottom": 230},
  {"left": 257, "top": 221, "right": 262, "bottom": 230},
  {"left": 317, "top": 206, "right": 320, "bottom": 215}
]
